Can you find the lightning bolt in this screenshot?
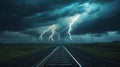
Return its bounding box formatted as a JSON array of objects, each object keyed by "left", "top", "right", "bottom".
[
  {"left": 49, "top": 25, "right": 56, "bottom": 42},
  {"left": 67, "top": 2, "right": 94, "bottom": 40},
  {"left": 40, "top": 28, "right": 50, "bottom": 40},
  {"left": 39, "top": 24, "right": 56, "bottom": 42},
  {"left": 39, "top": 2, "right": 97, "bottom": 42},
  {"left": 68, "top": 14, "right": 80, "bottom": 40}
]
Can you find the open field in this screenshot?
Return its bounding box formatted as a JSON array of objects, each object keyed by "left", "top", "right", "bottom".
[
  {"left": 66, "top": 43, "right": 120, "bottom": 62},
  {"left": 0, "top": 43, "right": 120, "bottom": 67},
  {"left": 0, "top": 44, "right": 56, "bottom": 64}
]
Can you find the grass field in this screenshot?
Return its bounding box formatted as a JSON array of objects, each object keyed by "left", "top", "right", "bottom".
[
  {"left": 66, "top": 43, "right": 120, "bottom": 62},
  {"left": 0, "top": 44, "right": 55, "bottom": 63}
]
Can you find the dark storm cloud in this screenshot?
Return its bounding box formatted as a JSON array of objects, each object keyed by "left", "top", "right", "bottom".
[
  {"left": 74, "top": 14, "right": 120, "bottom": 34},
  {"left": 25, "top": 0, "right": 114, "bottom": 23},
  {"left": 0, "top": 0, "right": 80, "bottom": 31},
  {"left": 0, "top": 0, "right": 116, "bottom": 32},
  {"left": 73, "top": 0, "right": 120, "bottom": 34},
  {"left": 0, "top": 0, "right": 34, "bottom": 31},
  {"left": 0, "top": 0, "right": 119, "bottom": 44}
]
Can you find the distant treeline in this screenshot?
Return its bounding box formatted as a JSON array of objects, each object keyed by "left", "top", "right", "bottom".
[
  {"left": 112, "top": 41, "right": 120, "bottom": 43},
  {"left": 0, "top": 43, "right": 55, "bottom": 46}
]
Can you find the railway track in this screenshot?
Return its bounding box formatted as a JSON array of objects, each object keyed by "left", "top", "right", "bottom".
[{"left": 36, "top": 45, "right": 82, "bottom": 67}]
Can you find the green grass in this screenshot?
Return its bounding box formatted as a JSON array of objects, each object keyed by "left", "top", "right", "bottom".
[
  {"left": 0, "top": 44, "right": 55, "bottom": 63},
  {"left": 67, "top": 43, "right": 120, "bottom": 62}
]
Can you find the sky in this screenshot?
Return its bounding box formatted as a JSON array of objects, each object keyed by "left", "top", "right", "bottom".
[{"left": 0, "top": 0, "right": 120, "bottom": 43}]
